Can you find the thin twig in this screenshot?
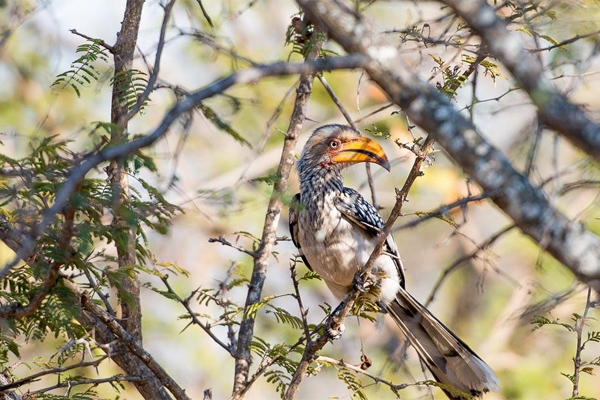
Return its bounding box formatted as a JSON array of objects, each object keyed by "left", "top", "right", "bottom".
[
  {"left": 82, "top": 267, "right": 116, "bottom": 317},
  {"left": 290, "top": 261, "right": 311, "bottom": 342},
  {"left": 208, "top": 236, "right": 256, "bottom": 257},
  {"left": 529, "top": 29, "right": 600, "bottom": 52},
  {"left": 183, "top": 29, "right": 257, "bottom": 66},
  {"left": 27, "top": 375, "right": 144, "bottom": 395},
  {"left": 316, "top": 356, "right": 428, "bottom": 394},
  {"left": 424, "top": 225, "right": 517, "bottom": 307},
  {"left": 354, "top": 103, "right": 394, "bottom": 125},
  {"left": 397, "top": 136, "right": 435, "bottom": 204},
  {"left": 236, "top": 81, "right": 298, "bottom": 185},
  {"left": 69, "top": 29, "right": 115, "bottom": 53},
  {"left": 572, "top": 286, "right": 593, "bottom": 398},
  {"left": 317, "top": 75, "right": 356, "bottom": 129},
  {"left": 195, "top": 0, "right": 214, "bottom": 27},
  {"left": 525, "top": 117, "right": 542, "bottom": 177},
  {"left": 392, "top": 193, "right": 490, "bottom": 233},
  {"left": 160, "top": 276, "right": 234, "bottom": 356},
  {"left": 0, "top": 356, "right": 109, "bottom": 392},
  {"left": 365, "top": 162, "right": 378, "bottom": 209},
  {"left": 119, "top": 0, "right": 176, "bottom": 127}
]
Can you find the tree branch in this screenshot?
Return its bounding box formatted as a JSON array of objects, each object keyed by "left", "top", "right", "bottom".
[
  {"left": 69, "top": 29, "right": 115, "bottom": 53},
  {"left": 298, "top": 0, "right": 600, "bottom": 290},
  {"left": 392, "top": 193, "right": 490, "bottom": 233},
  {"left": 0, "top": 214, "right": 179, "bottom": 400},
  {"left": 0, "top": 202, "right": 75, "bottom": 318},
  {"left": 108, "top": 0, "right": 146, "bottom": 347},
  {"left": 440, "top": 0, "right": 600, "bottom": 160},
  {"left": 0, "top": 356, "right": 109, "bottom": 392},
  {"left": 529, "top": 29, "right": 600, "bottom": 53},
  {"left": 160, "top": 276, "right": 234, "bottom": 356},
  {"left": 80, "top": 291, "right": 191, "bottom": 400},
  {"left": 231, "top": 18, "right": 324, "bottom": 397},
  {"left": 315, "top": 356, "right": 432, "bottom": 395},
  {"left": 27, "top": 375, "right": 144, "bottom": 396},
  {"left": 571, "top": 286, "right": 593, "bottom": 398},
  {"left": 208, "top": 235, "right": 256, "bottom": 257}
]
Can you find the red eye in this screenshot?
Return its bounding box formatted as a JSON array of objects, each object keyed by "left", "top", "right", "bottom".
[{"left": 329, "top": 140, "right": 339, "bottom": 149}]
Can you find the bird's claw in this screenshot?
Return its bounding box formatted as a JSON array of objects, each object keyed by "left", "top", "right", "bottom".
[
  {"left": 353, "top": 271, "right": 379, "bottom": 293},
  {"left": 326, "top": 323, "right": 346, "bottom": 340}
]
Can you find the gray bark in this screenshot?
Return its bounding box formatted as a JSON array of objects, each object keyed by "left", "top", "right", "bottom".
[
  {"left": 297, "top": 0, "right": 600, "bottom": 290},
  {"left": 440, "top": 0, "right": 600, "bottom": 160}
]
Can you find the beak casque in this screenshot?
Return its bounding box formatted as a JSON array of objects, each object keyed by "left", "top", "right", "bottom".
[{"left": 331, "top": 137, "right": 391, "bottom": 171}]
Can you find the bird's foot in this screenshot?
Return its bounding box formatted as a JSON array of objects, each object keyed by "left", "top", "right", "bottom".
[
  {"left": 326, "top": 323, "right": 346, "bottom": 340},
  {"left": 353, "top": 270, "right": 380, "bottom": 293}
]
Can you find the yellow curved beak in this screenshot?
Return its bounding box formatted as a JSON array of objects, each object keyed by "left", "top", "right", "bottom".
[{"left": 331, "top": 137, "right": 391, "bottom": 171}]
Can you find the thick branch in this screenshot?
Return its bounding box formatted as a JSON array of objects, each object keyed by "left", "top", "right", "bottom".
[
  {"left": 298, "top": 0, "right": 600, "bottom": 290},
  {"left": 232, "top": 21, "right": 323, "bottom": 397},
  {"left": 108, "top": 0, "right": 146, "bottom": 344},
  {"left": 440, "top": 0, "right": 600, "bottom": 159},
  {"left": 80, "top": 292, "right": 190, "bottom": 400}
]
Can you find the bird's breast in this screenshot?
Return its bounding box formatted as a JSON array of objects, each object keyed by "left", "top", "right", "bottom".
[{"left": 298, "top": 203, "right": 372, "bottom": 290}]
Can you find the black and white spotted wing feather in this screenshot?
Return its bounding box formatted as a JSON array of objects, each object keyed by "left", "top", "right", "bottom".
[
  {"left": 335, "top": 188, "right": 499, "bottom": 398},
  {"left": 335, "top": 188, "right": 384, "bottom": 233},
  {"left": 289, "top": 193, "right": 312, "bottom": 271},
  {"left": 334, "top": 187, "right": 405, "bottom": 287}
]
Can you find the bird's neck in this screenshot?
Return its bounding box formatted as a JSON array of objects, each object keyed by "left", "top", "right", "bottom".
[{"left": 299, "top": 167, "right": 343, "bottom": 210}]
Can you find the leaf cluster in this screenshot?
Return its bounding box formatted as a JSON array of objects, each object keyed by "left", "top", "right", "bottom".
[
  {"left": 52, "top": 40, "right": 109, "bottom": 97},
  {"left": 0, "top": 132, "right": 181, "bottom": 375}
]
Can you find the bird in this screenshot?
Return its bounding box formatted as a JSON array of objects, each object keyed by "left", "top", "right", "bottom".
[{"left": 289, "top": 124, "right": 499, "bottom": 399}]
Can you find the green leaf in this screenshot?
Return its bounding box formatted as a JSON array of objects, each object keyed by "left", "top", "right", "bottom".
[
  {"left": 198, "top": 103, "right": 252, "bottom": 148},
  {"left": 561, "top": 372, "right": 575, "bottom": 384},
  {"left": 252, "top": 172, "right": 279, "bottom": 186},
  {"left": 155, "top": 262, "right": 191, "bottom": 277},
  {"left": 415, "top": 210, "right": 458, "bottom": 228},
  {"left": 52, "top": 38, "right": 109, "bottom": 96}
]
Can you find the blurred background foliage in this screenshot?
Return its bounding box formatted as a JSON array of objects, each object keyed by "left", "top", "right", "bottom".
[{"left": 1, "top": 0, "right": 600, "bottom": 399}]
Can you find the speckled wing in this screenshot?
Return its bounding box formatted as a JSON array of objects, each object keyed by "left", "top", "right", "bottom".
[
  {"left": 335, "top": 187, "right": 405, "bottom": 286},
  {"left": 289, "top": 193, "right": 313, "bottom": 271}
]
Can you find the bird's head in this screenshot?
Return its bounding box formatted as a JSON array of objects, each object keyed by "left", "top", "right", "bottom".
[{"left": 297, "top": 124, "right": 391, "bottom": 174}]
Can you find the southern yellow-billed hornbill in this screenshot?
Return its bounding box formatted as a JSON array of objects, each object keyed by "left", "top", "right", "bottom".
[{"left": 289, "top": 125, "right": 499, "bottom": 399}]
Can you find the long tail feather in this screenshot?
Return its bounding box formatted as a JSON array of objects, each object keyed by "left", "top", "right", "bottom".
[{"left": 386, "top": 288, "right": 499, "bottom": 399}]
